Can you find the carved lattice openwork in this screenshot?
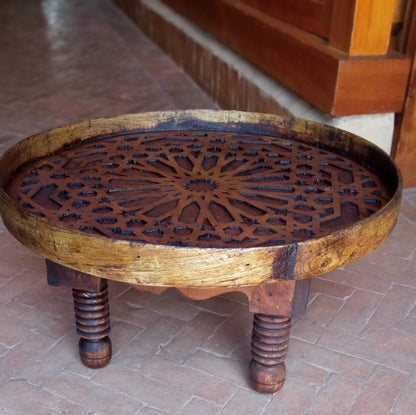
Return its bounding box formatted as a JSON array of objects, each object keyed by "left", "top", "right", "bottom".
[{"left": 7, "top": 130, "right": 390, "bottom": 248}]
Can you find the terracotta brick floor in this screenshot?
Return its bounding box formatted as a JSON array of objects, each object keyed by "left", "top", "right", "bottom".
[{"left": 0, "top": 1, "right": 415, "bottom": 414}]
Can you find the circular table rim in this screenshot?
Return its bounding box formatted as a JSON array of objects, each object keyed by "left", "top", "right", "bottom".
[{"left": 0, "top": 110, "right": 402, "bottom": 288}]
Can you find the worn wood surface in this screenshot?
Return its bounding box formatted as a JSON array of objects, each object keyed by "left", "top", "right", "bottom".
[
  {"left": 0, "top": 110, "right": 401, "bottom": 287},
  {"left": 158, "top": 0, "right": 410, "bottom": 115}
]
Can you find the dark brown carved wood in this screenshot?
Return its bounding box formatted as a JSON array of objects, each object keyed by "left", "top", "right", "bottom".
[
  {"left": 0, "top": 110, "right": 402, "bottom": 393},
  {"left": 73, "top": 282, "right": 112, "bottom": 368},
  {"left": 46, "top": 260, "right": 106, "bottom": 291},
  {"left": 6, "top": 130, "right": 392, "bottom": 249},
  {"left": 250, "top": 314, "right": 291, "bottom": 393}
]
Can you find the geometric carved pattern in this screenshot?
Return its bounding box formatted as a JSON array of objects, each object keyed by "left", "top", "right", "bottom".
[{"left": 7, "top": 130, "right": 390, "bottom": 248}]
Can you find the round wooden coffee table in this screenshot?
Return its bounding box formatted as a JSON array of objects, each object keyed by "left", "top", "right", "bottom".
[{"left": 0, "top": 110, "right": 401, "bottom": 393}]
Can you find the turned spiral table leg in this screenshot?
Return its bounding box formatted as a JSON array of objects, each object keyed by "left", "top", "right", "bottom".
[
  {"left": 250, "top": 314, "right": 291, "bottom": 393},
  {"left": 72, "top": 282, "right": 112, "bottom": 368}
]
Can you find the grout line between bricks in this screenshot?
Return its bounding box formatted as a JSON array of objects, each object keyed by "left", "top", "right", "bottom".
[
  {"left": 388, "top": 364, "right": 416, "bottom": 415},
  {"left": 357, "top": 290, "right": 387, "bottom": 335}
]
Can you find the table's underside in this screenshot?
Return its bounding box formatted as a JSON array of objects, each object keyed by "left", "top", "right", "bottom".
[{"left": 7, "top": 130, "right": 390, "bottom": 248}]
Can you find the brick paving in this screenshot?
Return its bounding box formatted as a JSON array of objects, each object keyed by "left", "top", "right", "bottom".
[{"left": 0, "top": 1, "right": 415, "bottom": 414}]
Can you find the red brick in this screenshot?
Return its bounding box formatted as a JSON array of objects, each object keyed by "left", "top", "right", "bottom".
[
  {"left": 399, "top": 315, "right": 416, "bottom": 333},
  {"left": 286, "top": 357, "right": 328, "bottom": 386},
  {"left": 306, "top": 373, "right": 364, "bottom": 415},
  {"left": 0, "top": 270, "right": 45, "bottom": 303},
  {"left": 108, "top": 280, "right": 131, "bottom": 299},
  {"left": 228, "top": 334, "right": 251, "bottom": 362},
  {"left": 111, "top": 297, "right": 160, "bottom": 328},
  {"left": 221, "top": 388, "right": 271, "bottom": 415},
  {"left": 140, "top": 356, "right": 237, "bottom": 405},
  {"left": 177, "top": 397, "right": 221, "bottom": 415},
  {"left": 203, "top": 308, "right": 253, "bottom": 355},
  {"left": 392, "top": 368, "right": 416, "bottom": 414},
  {"left": 0, "top": 261, "right": 21, "bottom": 283},
  {"left": 400, "top": 195, "right": 416, "bottom": 221},
  {"left": 318, "top": 330, "right": 414, "bottom": 374},
  {"left": 45, "top": 370, "right": 143, "bottom": 414},
  {"left": 118, "top": 288, "right": 200, "bottom": 322},
  {"left": 159, "top": 311, "right": 225, "bottom": 362},
  {"left": 349, "top": 366, "right": 406, "bottom": 414},
  {"left": 263, "top": 378, "right": 317, "bottom": 415},
  {"left": 0, "top": 333, "right": 56, "bottom": 384},
  {"left": 362, "top": 284, "right": 416, "bottom": 331},
  {"left": 0, "top": 303, "right": 35, "bottom": 347},
  {"left": 92, "top": 364, "right": 191, "bottom": 413},
  {"left": 376, "top": 216, "right": 416, "bottom": 259},
  {"left": 288, "top": 338, "right": 374, "bottom": 379},
  {"left": 16, "top": 333, "right": 78, "bottom": 386},
  {"left": 139, "top": 408, "right": 170, "bottom": 415},
  {"left": 291, "top": 294, "right": 344, "bottom": 343},
  {"left": 310, "top": 277, "right": 354, "bottom": 299},
  {"left": 333, "top": 262, "right": 392, "bottom": 294},
  {"left": 373, "top": 253, "right": 416, "bottom": 288},
  {"left": 112, "top": 315, "right": 184, "bottom": 369},
  {"left": 357, "top": 326, "right": 416, "bottom": 373},
  {"left": 0, "top": 379, "right": 85, "bottom": 414},
  {"left": 186, "top": 349, "right": 250, "bottom": 387},
  {"left": 327, "top": 289, "right": 382, "bottom": 335},
  {"left": 109, "top": 320, "right": 143, "bottom": 354},
  {"left": 0, "top": 243, "right": 45, "bottom": 275}
]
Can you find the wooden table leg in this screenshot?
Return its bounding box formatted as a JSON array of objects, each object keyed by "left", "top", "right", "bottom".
[
  {"left": 73, "top": 282, "right": 112, "bottom": 368},
  {"left": 250, "top": 314, "right": 291, "bottom": 393},
  {"left": 46, "top": 260, "right": 112, "bottom": 368},
  {"left": 247, "top": 279, "right": 310, "bottom": 393}
]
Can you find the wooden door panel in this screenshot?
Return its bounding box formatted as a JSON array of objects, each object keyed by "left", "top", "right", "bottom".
[{"left": 241, "top": 0, "right": 333, "bottom": 38}]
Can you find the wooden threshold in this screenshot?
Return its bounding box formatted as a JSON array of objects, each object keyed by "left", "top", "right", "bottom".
[{"left": 159, "top": 0, "right": 410, "bottom": 116}]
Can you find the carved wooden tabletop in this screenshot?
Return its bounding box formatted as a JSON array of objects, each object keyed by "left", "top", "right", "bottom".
[{"left": 0, "top": 110, "right": 401, "bottom": 287}]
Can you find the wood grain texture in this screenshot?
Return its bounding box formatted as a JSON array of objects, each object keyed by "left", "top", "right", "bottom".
[
  {"left": 329, "top": 0, "right": 396, "bottom": 55},
  {"left": 159, "top": 0, "right": 410, "bottom": 115},
  {"left": 241, "top": 0, "right": 333, "bottom": 38},
  {"left": 73, "top": 283, "right": 112, "bottom": 368},
  {"left": 395, "top": 1, "right": 416, "bottom": 188},
  {"left": 335, "top": 55, "right": 410, "bottom": 115},
  {"left": 394, "top": 0, "right": 410, "bottom": 24},
  {"left": 250, "top": 314, "right": 290, "bottom": 393},
  {"left": 0, "top": 110, "right": 401, "bottom": 288}
]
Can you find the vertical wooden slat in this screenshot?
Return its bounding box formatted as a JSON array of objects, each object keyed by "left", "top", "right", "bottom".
[
  {"left": 394, "top": 0, "right": 409, "bottom": 24},
  {"left": 395, "top": 1, "right": 416, "bottom": 187},
  {"left": 329, "top": 0, "right": 396, "bottom": 55}
]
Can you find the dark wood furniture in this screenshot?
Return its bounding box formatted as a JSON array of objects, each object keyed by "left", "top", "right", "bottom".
[{"left": 0, "top": 110, "right": 401, "bottom": 393}]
